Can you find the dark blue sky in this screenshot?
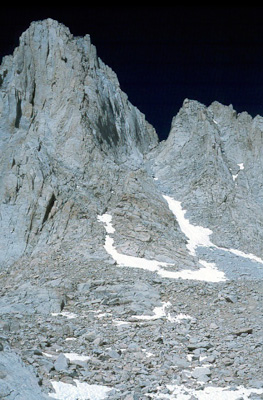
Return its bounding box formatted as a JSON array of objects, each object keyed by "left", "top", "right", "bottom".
[{"left": 1, "top": 6, "right": 263, "bottom": 140}]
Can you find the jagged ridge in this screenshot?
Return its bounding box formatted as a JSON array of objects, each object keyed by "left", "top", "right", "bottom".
[
  {"left": 1, "top": 18, "right": 263, "bottom": 271},
  {"left": 1, "top": 19, "right": 263, "bottom": 400}
]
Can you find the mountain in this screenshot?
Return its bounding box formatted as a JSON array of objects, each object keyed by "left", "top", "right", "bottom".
[
  {"left": 0, "top": 18, "right": 159, "bottom": 267},
  {"left": 151, "top": 99, "right": 263, "bottom": 255},
  {"left": 1, "top": 19, "right": 263, "bottom": 399}
]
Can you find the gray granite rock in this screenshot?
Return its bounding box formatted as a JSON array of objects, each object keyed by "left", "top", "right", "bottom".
[
  {"left": 150, "top": 98, "right": 263, "bottom": 261},
  {"left": 0, "top": 344, "right": 51, "bottom": 399},
  {"left": 54, "top": 353, "right": 69, "bottom": 372},
  {"left": 1, "top": 17, "right": 263, "bottom": 400}
]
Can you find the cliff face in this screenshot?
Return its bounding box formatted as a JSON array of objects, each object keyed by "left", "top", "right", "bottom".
[
  {"left": 2, "top": 19, "right": 263, "bottom": 272},
  {"left": 2, "top": 19, "right": 263, "bottom": 400},
  {"left": 0, "top": 19, "right": 161, "bottom": 266},
  {"left": 150, "top": 99, "right": 263, "bottom": 258},
  {"left": 2, "top": 18, "right": 263, "bottom": 274}
]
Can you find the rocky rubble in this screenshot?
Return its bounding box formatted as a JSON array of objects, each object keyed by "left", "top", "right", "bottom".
[
  {"left": 1, "top": 18, "right": 263, "bottom": 400},
  {"left": 1, "top": 258, "right": 263, "bottom": 399}
]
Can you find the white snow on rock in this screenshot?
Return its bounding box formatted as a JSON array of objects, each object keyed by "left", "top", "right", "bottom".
[
  {"left": 132, "top": 302, "right": 170, "bottom": 321},
  {"left": 105, "top": 234, "right": 169, "bottom": 272},
  {"left": 51, "top": 311, "right": 78, "bottom": 319},
  {"left": 131, "top": 301, "right": 194, "bottom": 324},
  {"left": 63, "top": 353, "right": 90, "bottom": 362},
  {"left": 227, "top": 247, "right": 263, "bottom": 264},
  {"left": 232, "top": 162, "right": 245, "bottom": 181},
  {"left": 97, "top": 213, "right": 170, "bottom": 273},
  {"left": 158, "top": 260, "right": 226, "bottom": 283},
  {"left": 149, "top": 384, "right": 263, "bottom": 400},
  {"left": 166, "top": 312, "right": 193, "bottom": 324},
  {"left": 162, "top": 195, "right": 214, "bottom": 257},
  {"left": 113, "top": 319, "right": 131, "bottom": 326},
  {"left": 142, "top": 349, "right": 155, "bottom": 357},
  {"left": 49, "top": 379, "right": 112, "bottom": 400},
  {"left": 97, "top": 213, "right": 226, "bottom": 282},
  {"left": 163, "top": 194, "right": 263, "bottom": 266},
  {"left": 43, "top": 352, "right": 90, "bottom": 363},
  {"left": 97, "top": 214, "right": 115, "bottom": 234}
]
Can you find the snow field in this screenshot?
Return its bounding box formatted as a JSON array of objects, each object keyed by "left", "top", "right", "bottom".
[
  {"left": 162, "top": 195, "right": 214, "bottom": 257},
  {"left": 49, "top": 380, "right": 112, "bottom": 400},
  {"left": 162, "top": 195, "right": 263, "bottom": 268},
  {"left": 97, "top": 209, "right": 226, "bottom": 283}
]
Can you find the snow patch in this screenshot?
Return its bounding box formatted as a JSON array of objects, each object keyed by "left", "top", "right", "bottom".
[
  {"left": 97, "top": 213, "right": 170, "bottom": 273},
  {"left": 113, "top": 320, "right": 131, "bottom": 327},
  {"left": 227, "top": 247, "right": 263, "bottom": 264},
  {"left": 162, "top": 194, "right": 263, "bottom": 270},
  {"left": 162, "top": 195, "right": 213, "bottom": 257},
  {"left": 51, "top": 311, "right": 78, "bottom": 319},
  {"left": 132, "top": 302, "right": 170, "bottom": 321},
  {"left": 167, "top": 312, "right": 193, "bottom": 324},
  {"left": 97, "top": 312, "right": 112, "bottom": 319},
  {"left": 142, "top": 349, "right": 155, "bottom": 357},
  {"left": 131, "top": 302, "right": 194, "bottom": 324},
  {"left": 97, "top": 213, "right": 226, "bottom": 282},
  {"left": 105, "top": 234, "right": 169, "bottom": 272},
  {"left": 158, "top": 260, "right": 226, "bottom": 283},
  {"left": 64, "top": 353, "right": 90, "bottom": 362},
  {"left": 232, "top": 162, "right": 244, "bottom": 181},
  {"left": 44, "top": 352, "right": 90, "bottom": 363},
  {"left": 49, "top": 380, "right": 112, "bottom": 400},
  {"left": 149, "top": 384, "right": 263, "bottom": 400},
  {"left": 97, "top": 214, "right": 115, "bottom": 234}
]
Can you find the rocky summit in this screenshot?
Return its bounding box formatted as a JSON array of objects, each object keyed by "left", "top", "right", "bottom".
[{"left": 1, "top": 18, "right": 263, "bottom": 400}]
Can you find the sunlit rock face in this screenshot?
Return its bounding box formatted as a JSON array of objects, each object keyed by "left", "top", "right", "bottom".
[
  {"left": 0, "top": 19, "right": 162, "bottom": 266},
  {"left": 2, "top": 19, "right": 263, "bottom": 400},
  {"left": 150, "top": 98, "right": 263, "bottom": 258},
  {"left": 2, "top": 19, "right": 263, "bottom": 279}
]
